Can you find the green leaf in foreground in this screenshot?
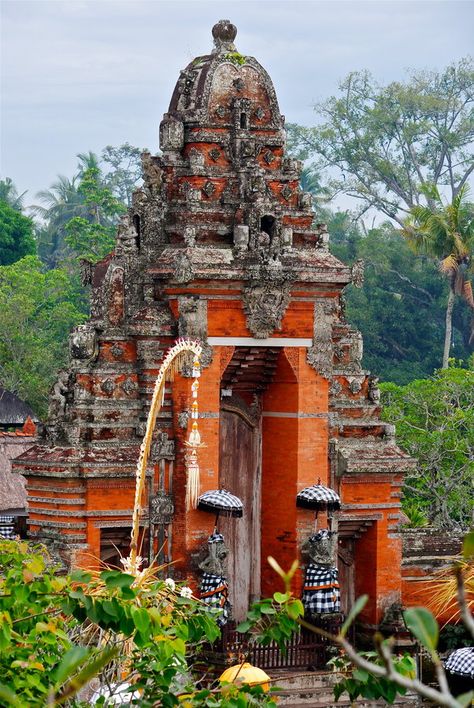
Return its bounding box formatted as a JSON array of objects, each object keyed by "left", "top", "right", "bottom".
[{"left": 403, "top": 607, "right": 439, "bottom": 653}]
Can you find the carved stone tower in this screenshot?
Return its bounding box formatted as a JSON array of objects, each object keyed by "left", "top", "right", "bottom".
[{"left": 15, "top": 21, "right": 415, "bottom": 625}]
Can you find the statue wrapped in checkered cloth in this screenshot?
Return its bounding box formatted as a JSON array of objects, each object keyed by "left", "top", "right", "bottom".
[
  {"left": 301, "top": 530, "right": 340, "bottom": 615},
  {"left": 198, "top": 532, "right": 232, "bottom": 626}
]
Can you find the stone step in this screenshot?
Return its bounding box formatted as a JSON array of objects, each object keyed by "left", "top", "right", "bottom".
[{"left": 267, "top": 671, "right": 421, "bottom": 707}]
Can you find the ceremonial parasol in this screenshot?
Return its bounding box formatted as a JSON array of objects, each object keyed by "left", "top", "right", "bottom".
[
  {"left": 219, "top": 662, "right": 270, "bottom": 692},
  {"left": 296, "top": 484, "right": 341, "bottom": 511},
  {"left": 445, "top": 647, "right": 474, "bottom": 679},
  {"left": 444, "top": 647, "right": 474, "bottom": 696},
  {"left": 197, "top": 489, "right": 243, "bottom": 528}
]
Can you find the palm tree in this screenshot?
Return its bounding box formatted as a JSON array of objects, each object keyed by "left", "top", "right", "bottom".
[
  {"left": 77, "top": 151, "right": 101, "bottom": 175},
  {"left": 402, "top": 185, "right": 474, "bottom": 368},
  {"left": 31, "top": 175, "right": 89, "bottom": 267},
  {"left": 0, "top": 177, "right": 27, "bottom": 211}
]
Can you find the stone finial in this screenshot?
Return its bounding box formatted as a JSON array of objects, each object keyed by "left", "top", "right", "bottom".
[{"left": 212, "top": 20, "right": 237, "bottom": 53}]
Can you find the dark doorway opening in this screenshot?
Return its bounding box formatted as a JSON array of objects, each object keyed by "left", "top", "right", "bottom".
[
  {"left": 260, "top": 215, "right": 276, "bottom": 238},
  {"left": 240, "top": 112, "right": 248, "bottom": 129}
]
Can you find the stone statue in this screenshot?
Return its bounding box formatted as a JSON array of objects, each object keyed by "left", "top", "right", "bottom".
[
  {"left": 199, "top": 532, "right": 231, "bottom": 626},
  {"left": 301, "top": 530, "right": 341, "bottom": 616},
  {"left": 116, "top": 214, "right": 138, "bottom": 255},
  {"left": 302, "top": 529, "right": 337, "bottom": 567},
  {"left": 48, "top": 370, "right": 70, "bottom": 423},
  {"left": 368, "top": 375, "right": 381, "bottom": 404}
]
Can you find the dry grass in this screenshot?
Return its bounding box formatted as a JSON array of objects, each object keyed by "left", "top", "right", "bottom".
[{"left": 425, "top": 559, "right": 474, "bottom": 625}]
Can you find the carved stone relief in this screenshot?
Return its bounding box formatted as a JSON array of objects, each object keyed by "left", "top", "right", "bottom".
[
  {"left": 177, "top": 296, "right": 213, "bottom": 367},
  {"left": 307, "top": 298, "right": 337, "bottom": 379},
  {"left": 351, "top": 259, "right": 365, "bottom": 288},
  {"left": 242, "top": 282, "right": 291, "bottom": 338},
  {"left": 115, "top": 214, "right": 138, "bottom": 256},
  {"left": 150, "top": 432, "right": 176, "bottom": 461},
  {"left": 69, "top": 325, "right": 98, "bottom": 364}
]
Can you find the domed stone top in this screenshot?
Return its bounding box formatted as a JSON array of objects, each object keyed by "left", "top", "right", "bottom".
[
  {"left": 165, "top": 20, "right": 282, "bottom": 132},
  {"left": 212, "top": 19, "right": 237, "bottom": 52}
]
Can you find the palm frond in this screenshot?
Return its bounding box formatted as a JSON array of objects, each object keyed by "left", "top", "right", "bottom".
[
  {"left": 425, "top": 559, "right": 474, "bottom": 626},
  {"left": 462, "top": 279, "right": 474, "bottom": 308},
  {"left": 440, "top": 254, "right": 457, "bottom": 275}
]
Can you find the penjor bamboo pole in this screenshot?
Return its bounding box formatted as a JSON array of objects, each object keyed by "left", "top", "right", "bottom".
[{"left": 128, "top": 339, "right": 202, "bottom": 575}]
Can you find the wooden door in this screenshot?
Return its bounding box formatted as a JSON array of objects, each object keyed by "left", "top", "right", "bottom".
[
  {"left": 338, "top": 539, "right": 355, "bottom": 615},
  {"left": 219, "top": 407, "right": 261, "bottom": 621}
]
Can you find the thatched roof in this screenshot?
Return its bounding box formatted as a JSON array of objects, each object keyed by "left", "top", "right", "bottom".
[
  {"left": 0, "top": 418, "right": 37, "bottom": 513},
  {"left": 0, "top": 387, "right": 38, "bottom": 427}
]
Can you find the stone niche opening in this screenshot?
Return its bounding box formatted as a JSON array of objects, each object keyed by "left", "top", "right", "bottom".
[
  {"left": 132, "top": 215, "right": 141, "bottom": 250},
  {"left": 260, "top": 214, "right": 276, "bottom": 238}
]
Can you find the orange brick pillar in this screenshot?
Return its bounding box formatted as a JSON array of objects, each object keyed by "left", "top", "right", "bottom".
[
  {"left": 343, "top": 477, "right": 404, "bottom": 625},
  {"left": 261, "top": 347, "right": 329, "bottom": 598}
]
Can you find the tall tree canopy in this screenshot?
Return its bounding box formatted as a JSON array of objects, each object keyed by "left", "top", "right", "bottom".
[
  {"left": 0, "top": 177, "right": 27, "bottom": 211},
  {"left": 381, "top": 366, "right": 474, "bottom": 530},
  {"left": 327, "top": 215, "right": 469, "bottom": 383},
  {"left": 287, "top": 58, "right": 474, "bottom": 225},
  {"left": 0, "top": 256, "right": 85, "bottom": 417},
  {"left": 403, "top": 185, "right": 474, "bottom": 367},
  {"left": 0, "top": 198, "right": 36, "bottom": 265},
  {"left": 33, "top": 145, "right": 142, "bottom": 268}
]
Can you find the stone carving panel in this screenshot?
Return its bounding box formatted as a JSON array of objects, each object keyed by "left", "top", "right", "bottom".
[
  {"left": 243, "top": 282, "right": 291, "bottom": 338},
  {"left": 69, "top": 325, "right": 98, "bottom": 364},
  {"left": 178, "top": 296, "right": 213, "bottom": 367},
  {"left": 307, "top": 297, "right": 337, "bottom": 379}
]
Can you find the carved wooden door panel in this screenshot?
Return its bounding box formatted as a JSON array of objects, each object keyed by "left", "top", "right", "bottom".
[
  {"left": 219, "top": 408, "right": 261, "bottom": 622},
  {"left": 338, "top": 539, "right": 355, "bottom": 615}
]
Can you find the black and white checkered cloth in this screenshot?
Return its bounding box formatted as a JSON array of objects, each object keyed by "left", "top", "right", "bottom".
[
  {"left": 302, "top": 563, "right": 341, "bottom": 614},
  {"left": 296, "top": 485, "right": 341, "bottom": 511},
  {"left": 199, "top": 572, "right": 231, "bottom": 626},
  {"left": 0, "top": 515, "right": 15, "bottom": 540},
  {"left": 208, "top": 532, "right": 225, "bottom": 544},
  {"left": 198, "top": 489, "right": 243, "bottom": 517},
  {"left": 445, "top": 647, "right": 474, "bottom": 679}
]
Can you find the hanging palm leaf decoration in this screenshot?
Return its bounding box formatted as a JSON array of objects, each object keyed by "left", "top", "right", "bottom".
[{"left": 128, "top": 338, "right": 203, "bottom": 575}]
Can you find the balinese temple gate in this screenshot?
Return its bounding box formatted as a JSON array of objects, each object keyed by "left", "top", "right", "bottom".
[{"left": 15, "top": 21, "right": 415, "bottom": 628}]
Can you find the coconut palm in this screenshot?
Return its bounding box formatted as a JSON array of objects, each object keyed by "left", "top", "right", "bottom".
[
  {"left": 31, "top": 175, "right": 90, "bottom": 267},
  {"left": 402, "top": 185, "right": 474, "bottom": 368},
  {"left": 0, "top": 177, "right": 27, "bottom": 211}
]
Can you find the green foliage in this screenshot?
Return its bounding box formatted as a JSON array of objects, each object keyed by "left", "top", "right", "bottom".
[
  {"left": 403, "top": 607, "right": 439, "bottom": 655},
  {"left": 32, "top": 174, "right": 90, "bottom": 268},
  {"left": 64, "top": 166, "right": 125, "bottom": 263},
  {"left": 0, "top": 541, "right": 277, "bottom": 707},
  {"left": 286, "top": 57, "right": 474, "bottom": 223},
  {"left": 381, "top": 366, "right": 474, "bottom": 528},
  {"left": 0, "top": 256, "right": 85, "bottom": 416},
  {"left": 101, "top": 143, "right": 143, "bottom": 207},
  {"left": 225, "top": 52, "right": 246, "bottom": 66},
  {"left": 0, "top": 178, "right": 27, "bottom": 212},
  {"left": 328, "top": 217, "right": 467, "bottom": 383},
  {"left": 328, "top": 651, "right": 416, "bottom": 704},
  {"left": 403, "top": 185, "right": 474, "bottom": 366},
  {"left": 0, "top": 199, "right": 36, "bottom": 265}
]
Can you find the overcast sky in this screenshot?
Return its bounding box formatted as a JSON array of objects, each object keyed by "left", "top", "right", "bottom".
[{"left": 1, "top": 0, "right": 472, "bottom": 206}]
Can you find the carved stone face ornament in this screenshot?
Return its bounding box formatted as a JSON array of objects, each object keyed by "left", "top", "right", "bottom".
[
  {"left": 69, "top": 325, "right": 98, "bottom": 364},
  {"left": 243, "top": 283, "right": 291, "bottom": 338}
]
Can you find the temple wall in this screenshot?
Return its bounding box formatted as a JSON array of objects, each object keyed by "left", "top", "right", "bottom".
[{"left": 401, "top": 527, "right": 464, "bottom": 624}]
